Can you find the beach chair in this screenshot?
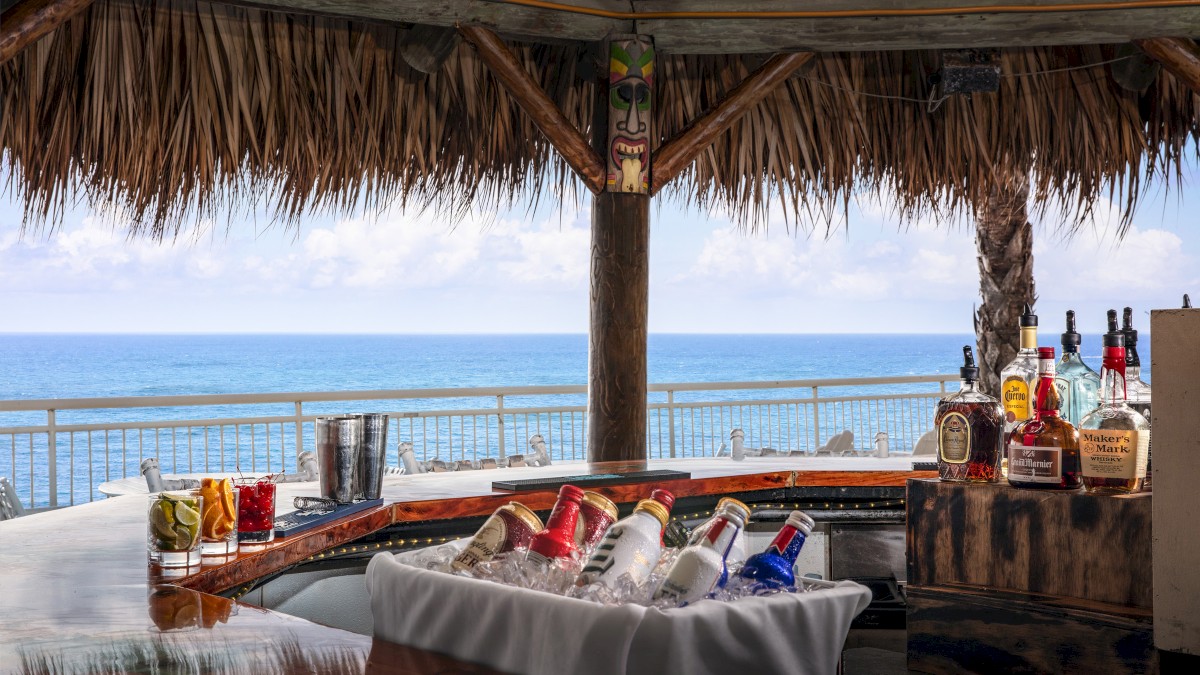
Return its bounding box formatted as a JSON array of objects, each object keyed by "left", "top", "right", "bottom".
[
  {"left": 0, "top": 477, "right": 24, "bottom": 521},
  {"left": 911, "top": 430, "right": 937, "bottom": 457}
]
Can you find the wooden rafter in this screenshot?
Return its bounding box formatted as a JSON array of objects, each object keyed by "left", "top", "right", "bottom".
[
  {"left": 458, "top": 24, "right": 607, "bottom": 195},
  {"left": 1136, "top": 37, "right": 1200, "bottom": 95},
  {"left": 0, "top": 0, "right": 94, "bottom": 65},
  {"left": 651, "top": 52, "right": 814, "bottom": 194}
]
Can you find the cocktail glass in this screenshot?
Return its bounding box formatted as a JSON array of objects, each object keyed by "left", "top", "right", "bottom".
[
  {"left": 147, "top": 489, "right": 203, "bottom": 568},
  {"left": 236, "top": 479, "right": 276, "bottom": 545},
  {"left": 199, "top": 478, "right": 239, "bottom": 556}
]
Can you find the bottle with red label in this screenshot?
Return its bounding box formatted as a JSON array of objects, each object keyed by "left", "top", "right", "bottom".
[
  {"left": 526, "top": 485, "right": 585, "bottom": 565},
  {"left": 574, "top": 491, "right": 618, "bottom": 550},
  {"left": 1008, "top": 347, "right": 1082, "bottom": 490},
  {"left": 738, "top": 510, "right": 815, "bottom": 588}
]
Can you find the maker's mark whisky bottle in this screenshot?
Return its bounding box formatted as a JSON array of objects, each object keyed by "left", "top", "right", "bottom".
[
  {"left": 1078, "top": 317, "right": 1150, "bottom": 495},
  {"left": 936, "top": 346, "right": 1005, "bottom": 483}
]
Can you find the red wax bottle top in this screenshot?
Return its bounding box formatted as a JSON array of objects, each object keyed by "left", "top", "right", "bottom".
[
  {"left": 649, "top": 488, "right": 675, "bottom": 510},
  {"left": 527, "top": 485, "right": 585, "bottom": 563}
]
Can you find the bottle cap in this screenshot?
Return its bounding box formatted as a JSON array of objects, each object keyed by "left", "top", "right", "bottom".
[
  {"left": 1122, "top": 307, "right": 1138, "bottom": 346},
  {"left": 557, "top": 485, "right": 585, "bottom": 502},
  {"left": 1103, "top": 310, "right": 1125, "bottom": 348},
  {"left": 959, "top": 346, "right": 980, "bottom": 382},
  {"left": 786, "top": 510, "right": 816, "bottom": 535},
  {"left": 634, "top": 499, "right": 670, "bottom": 528},
  {"left": 715, "top": 497, "right": 751, "bottom": 524},
  {"left": 506, "top": 502, "right": 545, "bottom": 532},
  {"left": 581, "top": 491, "right": 618, "bottom": 520},
  {"left": 649, "top": 488, "right": 675, "bottom": 511},
  {"left": 1037, "top": 346, "right": 1056, "bottom": 361},
  {"left": 1060, "top": 310, "right": 1081, "bottom": 351},
  {"left": 1020, "top": 303, "right": 1038, "bottom": 328}
]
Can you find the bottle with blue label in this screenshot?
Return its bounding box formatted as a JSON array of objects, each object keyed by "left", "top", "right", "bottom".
[{"left": 738, "top": 510, "right": 815, "bottom": 588}]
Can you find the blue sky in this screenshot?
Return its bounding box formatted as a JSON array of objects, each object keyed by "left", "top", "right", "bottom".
[{"left": 0, "top": 170, "right": 1196, "bottom": 334}]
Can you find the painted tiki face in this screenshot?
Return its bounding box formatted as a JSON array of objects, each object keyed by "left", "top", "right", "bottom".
[{"left": 607, "top": 39, "right": 654, "bottom": 193}]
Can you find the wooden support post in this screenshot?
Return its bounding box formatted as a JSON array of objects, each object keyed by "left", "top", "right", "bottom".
[
  {"left": 458, "top": 24, "right": 607, "bottom": 194},
  {"left": 1136, "top": 37, "right": 1200, "bottom": 94},
  {"left": 0, "top": 0, "right": 94, "bottom": 65},
  {"left": 588, "top": 37, "right": 653, "bottom": 466},
  {"left": 651, "top": 52, "right": 814, "bottom": 194}
]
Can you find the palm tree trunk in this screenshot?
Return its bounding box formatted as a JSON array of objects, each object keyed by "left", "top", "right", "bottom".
[{"left": 974, "top": 172, "right": 1036, "bottom": 395}]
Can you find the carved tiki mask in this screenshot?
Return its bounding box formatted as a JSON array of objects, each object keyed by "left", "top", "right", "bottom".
[{"left": 607, "top": 38, "right": 654, "bottom": 193}]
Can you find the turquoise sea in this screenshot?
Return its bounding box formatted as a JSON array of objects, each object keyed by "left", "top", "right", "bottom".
[{"left": 0, "top": 334, "right": 1144, "bottom": 507}]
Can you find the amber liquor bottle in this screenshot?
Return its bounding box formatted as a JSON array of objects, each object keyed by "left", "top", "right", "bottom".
[
  {"left": 936, "top": 346, "right": 1005, "bottom": 482},
  {"left": 1078, "top": 325, "right": 1150, "bottom": 495},
  {"left": 1008, "top": 347, "right": 1082, "bottom": 490}
]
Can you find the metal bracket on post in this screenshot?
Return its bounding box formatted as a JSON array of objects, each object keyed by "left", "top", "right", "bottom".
[
  {"left": 496, "top": 395, "right": 506, "bottom": 461},
  {"left": 47, "top": 409, "right": 57, "bottom": 508},
  {"left": 667, "top": 390, "right": 676, "bottom": 458}
]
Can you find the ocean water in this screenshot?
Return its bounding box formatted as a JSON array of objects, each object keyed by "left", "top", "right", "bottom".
[{"left": 0, "top": 334, "right": 1144, "bottom": 507}]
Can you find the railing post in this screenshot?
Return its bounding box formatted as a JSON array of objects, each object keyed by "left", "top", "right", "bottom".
[
  {"left": 496, "top": 395, "right": 506, "bottom": 461},
  {"left": 811, "top": 386, "right": 821, "bottom": 453},
  {"left": 294, "top": 402, "right": 304, "bottom": 471},
  {"left": 47, "top": 409, "right": 57, "bottom": 508},
  {"left": 667, "top": 390, "right": 676, "bottom": 458}
]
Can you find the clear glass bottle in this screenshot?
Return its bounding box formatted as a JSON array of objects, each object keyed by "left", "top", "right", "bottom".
[
  {"left": 1000, "top": 304, "right": 1039, "bottom": 443},
  {"left": 1009, "top": 347, "right": 1082, "bottom": 490},
  {"left": 935, "top": 346, "right": 1005, "bottom": 483},
  {"left": 1121, "top": 307, "right": 1152, "bottom": 420},
  {"left": 1078, "top": 324, "right": 1150, "bottom": 495},
  {"left": 1054, "top": 310, "right": 1100, "bottom": 428}
]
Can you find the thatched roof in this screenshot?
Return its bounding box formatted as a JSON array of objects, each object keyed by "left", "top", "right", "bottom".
[{"left": 2, "top": 0, "right": 1197, "bottom": 238}]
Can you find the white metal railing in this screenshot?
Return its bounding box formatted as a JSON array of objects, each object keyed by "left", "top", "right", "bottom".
[{"left": 0, "top": 375, "right": 952, "bottom": 511}]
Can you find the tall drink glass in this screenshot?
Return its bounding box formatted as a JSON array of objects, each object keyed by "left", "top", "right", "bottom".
[
  {"left": 147, "top": 489, "right": 203, "bottom": 568},
  {"left": 316, "top": 415, "right": 361, "bottom": 504}
]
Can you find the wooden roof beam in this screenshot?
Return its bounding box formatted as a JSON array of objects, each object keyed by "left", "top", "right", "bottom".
[
  {"left": 651, "top": 52, "right": 814, "bottom": 194},
  {"left": 1136, "top": 37, "right": 1200, "bottom": 94},
  {"left": 0, "top": 0, "right": 94, "bottom": 65},
  {"left": 459, "top": 24, "right": 607, "bottom": 194}
]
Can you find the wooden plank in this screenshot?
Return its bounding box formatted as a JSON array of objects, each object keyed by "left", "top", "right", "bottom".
[
  {"left": 1149, "top": 308, "right": 1200, "bottom": 655},
  {"left": 906, "top": 478, "right": 1153, "bottom": 608},
  {"left": 225, "top": 0, "right": 1200, "bottom": 52},
  {"left": 459, "top": 25, "right": 606, "bottom": 193},
  {"left": 1137, "top": 37, "right": 1200, "bottom": 96},
  {"left": 907, "top": 584, "right": 1156, "bottom": 674},
  {"left": 652, "top": 52, "right": 813, "bottom": 193},
  {"left": 0, "top": 0, "right": 95, "bottom": 65},
  {"left": 587, "top": 191, "right": 650, "bottom": 464}
]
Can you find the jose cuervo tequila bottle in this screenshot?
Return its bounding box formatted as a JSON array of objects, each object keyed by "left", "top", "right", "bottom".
[{"left": 1000, "top": 304, "right": 1039, "bottom": 440}]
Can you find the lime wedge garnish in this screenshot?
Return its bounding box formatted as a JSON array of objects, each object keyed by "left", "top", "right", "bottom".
[
  {"left": 150, "top": 502, "right": 176, "bottom": 540},
  {"left": 174, "top": 501, "right": 200, "bottom": 528}
]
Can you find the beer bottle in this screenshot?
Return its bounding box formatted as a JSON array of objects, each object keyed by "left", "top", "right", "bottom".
[
  {"left": 737, "top": 510, "right": 815, "bottom": 588},
  {"left": 526, "top": 485, "right": 584, "bottom": 566},
  {"left": 653, "top": 503, "right": 746, "bottom": 605}
]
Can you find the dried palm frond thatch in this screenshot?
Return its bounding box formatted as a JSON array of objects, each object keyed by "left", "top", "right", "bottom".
[{"left": 1, "top": 0, "right": 1197, "bottom": 239}]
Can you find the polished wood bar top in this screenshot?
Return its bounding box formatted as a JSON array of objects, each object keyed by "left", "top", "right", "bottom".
[{"left": 0, "top": 457, "right": 929, "bottom": 674}]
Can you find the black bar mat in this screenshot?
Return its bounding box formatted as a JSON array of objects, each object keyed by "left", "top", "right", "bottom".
[
  {"left": 273, "top": 498, "right": 384, "bottom": 538},
  {"left": 492, "top": 470, "right": 690, "bottom": 492}
]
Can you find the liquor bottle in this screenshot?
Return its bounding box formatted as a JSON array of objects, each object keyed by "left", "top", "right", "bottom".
[
  {"left": 935, "top": 346, "right": 1005, "bottom": 482},
  {"left": 687, "top": 497, "right": 750, "bottom": 565},
  {"left": 1008, "top": 347, "right": 1082, "bottom": 490},
  {"left": 1000, "top": 304, "right": 1040, "bottom": 441},
  {"left": 576, "top": 499, "right": 670, "bottom": 588},
  {"left": 1054, "top": 310, "right": 1100, "bottom": 428},
  {"left": 526, "top": 485, "right": 585, "bottom": 566},
  {"left": 1121, "top": 307, "right": 1152, "bottom": 421},
  {"left": 1078, "top": 323, "right": 1150, "bottom": 495},
  {"left": 737, "top": 510, "right": 815, "bottom": 588},
  {"left": 653, "top": 503, "right": 746, "bottom": 606}
]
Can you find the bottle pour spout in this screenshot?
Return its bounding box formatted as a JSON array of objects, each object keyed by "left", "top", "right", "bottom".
[{"left": 960, "top": 346, "right": 980, "bottom": 381}]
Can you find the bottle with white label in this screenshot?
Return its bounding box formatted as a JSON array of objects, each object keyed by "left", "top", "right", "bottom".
[
  {"left": 653, "top": 504, "right": 746, "bottom": 606},
  {"left": 686, "top": 497, "right": 750, "bottom": 565},
  {"left": 1078, "top": 318, "right": 1149, "bottom": 495},
  {"left": 1009, "top": 347, "right": 1082, "bottom": 490},
  {"left": 576, "top": 499, "right": 669, "bottom": 588}
]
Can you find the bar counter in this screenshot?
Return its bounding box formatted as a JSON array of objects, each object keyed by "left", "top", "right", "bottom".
[{"left": 0, "top": 457, "right": 928, "bottom": 673}]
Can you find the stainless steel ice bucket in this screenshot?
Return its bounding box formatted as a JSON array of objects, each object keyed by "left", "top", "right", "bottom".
[
  {"left": 353, "top": 413, "right": 389, "bottom": 500},
  {"left": 315, "top": 415, "right": 362, "bottom": 504}
]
